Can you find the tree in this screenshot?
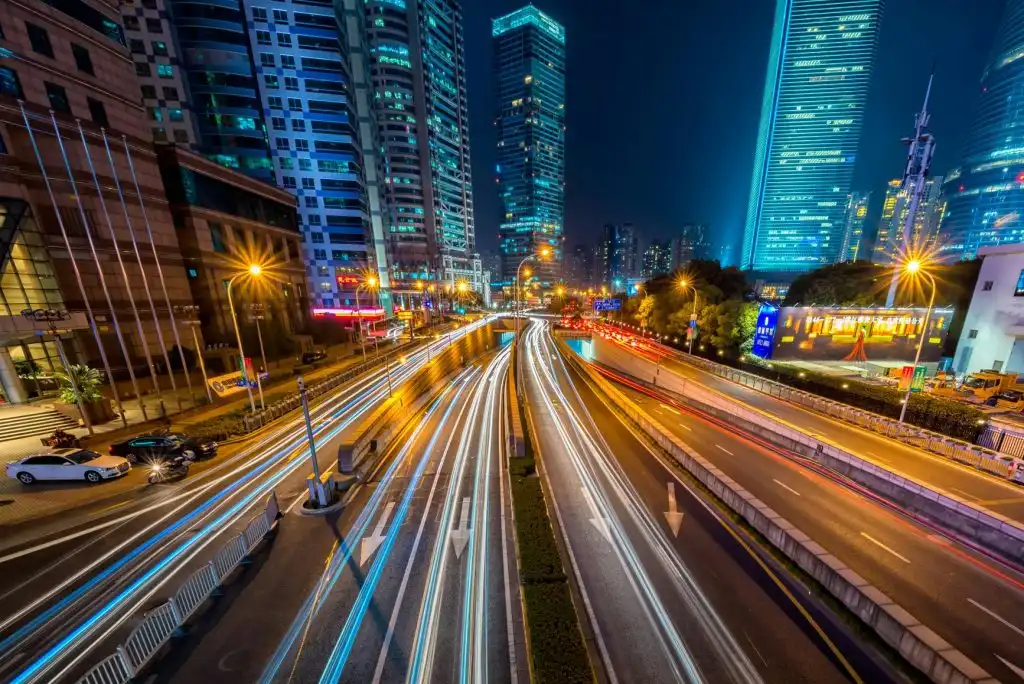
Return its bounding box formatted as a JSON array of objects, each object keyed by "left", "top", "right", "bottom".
[
  {"left": 635, "top": 295, "right": 656, "bottom": 330},
  {"left": 55, "top": 364, "right": 104, "bottom": 405},
  {"left": 697, "top": 301, "right": 759, "bottom": 354}
]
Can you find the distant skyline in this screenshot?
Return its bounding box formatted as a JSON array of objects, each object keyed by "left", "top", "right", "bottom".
[{"left": 463, "top": 0, "right": 1003, "bottom": 259}]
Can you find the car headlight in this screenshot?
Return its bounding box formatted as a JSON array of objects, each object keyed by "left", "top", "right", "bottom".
[
  {"left": 103, "top": 467, "right": 118, "bottom": 473},
  {"left": 151, "top": 464, "right": 163, "bottom": 473}
]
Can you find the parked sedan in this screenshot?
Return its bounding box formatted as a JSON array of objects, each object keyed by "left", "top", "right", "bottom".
[
  {"left": 6, "top": 449, "right": 130, "bottom": 484},
  {"left": 108, "top": 433, "right": 217, "bottom": 464}
]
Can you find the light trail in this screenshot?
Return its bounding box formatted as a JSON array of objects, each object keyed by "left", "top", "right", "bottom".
[
  {"left": 523, "top": 320, "right": 763, "bottom": 684},
  {"left": 7, "top": 319, "right": 494, "bottom": 684}
]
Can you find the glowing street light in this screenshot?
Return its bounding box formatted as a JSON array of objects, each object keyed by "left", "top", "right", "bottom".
[
  {"left": 227, "top": 263, "right": 264, "bottom": 412},
  {"left": 677, "top": 277, "right": 699, "bottom": 355},
  {"left": 898, "top": 257, "right": 936, "bottom": 423}
]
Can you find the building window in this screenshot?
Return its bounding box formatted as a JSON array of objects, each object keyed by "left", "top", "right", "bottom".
[
  {"left": 311, "top": 232, "right": 324, "bottom": 243},
  {"left": 162, "top": 86, "right": 179, "bottom": 100},
  {"left": 140, "top": 85, "right": 157, "bottom": 99},
  {"left": 285, "top": 77, "right": 299, "bottom": 91},
  {"left": 309, "top": 214, "right": 322, "bottom": 225},
  {"left": 304, "top": 196, "right": 318, "bottom": 208},
  {"left": 256, "top": 30, "right": 271, "bottom": 45},
  {"left": 26, "top": 23, "right": 54, "bottom": 58},
  {"left": 169, "top": 108, "right": 183, "bottom": 122},
  {"left": 295, "top": 139, "right": 309, "bottom": 151},
  {"left": 152, "top": 41, "right": 168, "bottom": 56},
  {"left": 123, "top": 16, "right": 140, "bottom": 30},
  {"left": 146, "top": 18, "right": 163, "bottom": 33},
  {"left": 173, "top": 129, "right": 189, "bottom": 143},
  {"left": 288, "top": 97, "right": 302, "bottom": 109},
  {"left": 302, "top": 178, "right": 315, "bottom": 190},
  {"left": 282, "top": 176, "right": 296, "bottom": 188},
  {"left": 273, "top": 9, "right": 288, "bottom": 22},
  {"left": 968, "top": 329, "right": 978, "bottom": 339},
  {"left": 148, "top": 107, "right": 163, "bottom": 121},
  {"left": 269, "top": 96, "right": 282, "bottom": 108},
  {"left": 0, "top": 67, "right": 23, "bottom": 98},
  {"left": 291, "top": 119, "right": 306, "bottom": 132},
  {"left": 72, "top": 44, "right": 95, "bottom": 75},
  {"left": 278, "top": 34, "right": 292, "bottom": 48},
  {"left": 279, "top": 158, "right": 294, "bottom": 170},
  {"left": 135, "top": 62, "right": 151, "bottom": 77},
  {"left": 317, "top": 265, "right": 329, "bottom": 276},
  {"left": 252, "top": 7, "right": 267, "bottom": 21},
  {"left": 44, "top": 82, "right": 71, "bottom": 113},
  {"left": 260, "top": 53, "right": 276, "bottom": 67},
  {"left": 129, "top": 39, "right": 145, "bottom": 53},
  {"left": 314, "top": 249, "right": 327, "bottom": 261},
  {"left": 210, "top": 222, "right": 227, "bottom": 253},
  {"left": 271, "top": 116, "right": 286, "bottom": 131},
  {"left": 264, "top": 74, "right": 279, "bottom": 88},
  {"left": 187, "top": 267, "right": 198, "bottom": 279},
  {"left": 281, "top": 55, "right": 295, "bottom": 68},
  {"left": 153, "top": 127, "right": 167, "bottom": 141},
  {"left": 982, "top": 280, "right": 994, "bottom": 292},
  {"left": 298, "top": 158, "right": 312, "bottom": 171},
  {"left": 87, "top": 98, "right": 108, "bottom": 127},
  {"left": 157, "top": 64, "right": 174, "bottom": 78}
]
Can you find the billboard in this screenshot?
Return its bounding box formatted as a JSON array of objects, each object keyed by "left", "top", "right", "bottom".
[
  {"left": 751, "top": 304, "right": 779, "bottom": 359},
  {"left": 593, "top": 298, "right": 622, "bottom": 311},
  {"left": 768, "top": 306, "right": 954, "bottom": 362}
]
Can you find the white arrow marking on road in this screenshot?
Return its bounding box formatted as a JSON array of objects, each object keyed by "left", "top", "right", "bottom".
[
  {"left": 451, "top": 496, "right": 471, "bottom": 559},
  {"left": 664, "top": 482, "right": 684, "bottom": 537},
  {"left": 580, "top": 486, "right": 611, "bottom": 543},
  {"left": 361, "top": 501, "right": 395, "bottom": 566},
  {"left": 997, "top": 654, "right": 1024, "bottom": 681}
]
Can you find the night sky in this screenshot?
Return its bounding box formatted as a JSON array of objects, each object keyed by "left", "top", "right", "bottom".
[{"left": 463, "top": 0, "right": 1004, "bottom": 263}]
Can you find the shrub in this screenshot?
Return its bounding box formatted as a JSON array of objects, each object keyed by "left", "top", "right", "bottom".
[
  {"left": 510, "top": 474, "right": 565, "bottom": 584},
  {"left": 522, "top": 583, "right": 592, "bottom": 684},
  {"left": 55, "top": 364, "right": 104, "bottom": 404}
]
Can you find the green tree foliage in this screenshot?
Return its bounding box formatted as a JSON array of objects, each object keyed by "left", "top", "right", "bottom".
[
  {"left": 784, "top": 261, "right": 887, "bottom": 306},
  {"left": 635, "top": 295, "right": 656, "bottom": 330},
  {"left": 55, "top": 364, "right": 104, "bottom": 405}
]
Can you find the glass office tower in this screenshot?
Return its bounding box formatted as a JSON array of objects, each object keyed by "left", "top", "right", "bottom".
[
  {"left": 939, "top": 0, "right": 1024, "bottom": 260},
  {"left": 492, "top": 5, "right": 565, "bottom": 285},
  {"left": 366, "top": 0, "right": 483, "bottom": 295},
  {"left": 742, "top": 0, "right": 883, "bottom": 275}
]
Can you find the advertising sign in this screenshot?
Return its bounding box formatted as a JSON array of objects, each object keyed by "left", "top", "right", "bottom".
[
  {"left": 207, "top": 366, "right": 268, "bottom": 398},
  {"left": 911, "top": 365, "right": 927, "bottom": 393},
  {"left": 751, "top": 304, "right": 779, "bottom": 359},
  {"left": 593, "top": 298, "right": 622, "bottom": 311},
  {"left": 898, "top": 365, "right": 914, "bottom": 391}
]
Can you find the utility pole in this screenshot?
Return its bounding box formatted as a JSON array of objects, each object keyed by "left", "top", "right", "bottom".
[{"left": 886, "top": 71, "right": 937, "bottom": 307}]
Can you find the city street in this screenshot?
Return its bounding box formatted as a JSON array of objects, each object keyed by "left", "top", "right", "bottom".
[{"left": 521, "top": 319, "right": 890, "bottom": 683}]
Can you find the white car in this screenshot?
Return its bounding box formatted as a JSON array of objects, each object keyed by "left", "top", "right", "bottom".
[{"left": 6, "top": 448, "right": 131, "bottom": 484}]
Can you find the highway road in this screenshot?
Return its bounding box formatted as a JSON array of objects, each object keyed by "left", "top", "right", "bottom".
[
  {"left": 522, "top": 319, "right": 894, "bottom": 684},
  {"left": 0, "top": 320, "right": 497, "bottom": 684},
  {"left": 598, "top": 325, "right": 1024, "bottom": 523},
  {"left": 590, "top": 360, "right": 1024, "bottom": 683}
]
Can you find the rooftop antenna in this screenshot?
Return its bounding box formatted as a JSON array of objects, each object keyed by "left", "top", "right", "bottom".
[{"left": 886, "top": 68, "right": 937, "bottom": 307}]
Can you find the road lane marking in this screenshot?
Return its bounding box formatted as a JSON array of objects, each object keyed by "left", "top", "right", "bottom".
[
  {"left": 863, "top": 451, "right": 888, "bottom": 463},
  {"left": 978, "top": 497, "right": 1024, "bottom": 507},
  {"left": 715, "top": 444, "right": 734, "bottom": 456},
  {"left": 860, "top": 533, "right": 911, "bottom": 564},
  {"left": 659, "top": 403, "right": 680, "bottom": 414},
  {"left": 968, "top": 598, "right": 1024, "bottom": 638},
  {"left": 580, "top": 486, "right": 611, "bottom": 543},
  {"left": 772, "top": 479, "right": 801, "bottom": 497},
  {"left": 360, "top": 501, "right": 395, "bottom": 566},
  {"left": 664, "top": 482, "right": 684, "bottom": 537},
  {"left": 450, "top": 496, "right": 471, "bottom": 559},
  {"left": 949, "top": 487, "right": 979, "bottom": 501}
]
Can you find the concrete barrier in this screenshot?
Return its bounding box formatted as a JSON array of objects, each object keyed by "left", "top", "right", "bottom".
[
  {"left": 591, "top": 336, "right": 1024, "bottom": 566},
  {"left": 561, "top": 345, "right": 995, "bottom": 684}
]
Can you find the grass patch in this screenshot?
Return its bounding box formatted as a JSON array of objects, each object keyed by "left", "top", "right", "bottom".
[{"left": 522, "top": 583, "right": 593, "bottom": 684}]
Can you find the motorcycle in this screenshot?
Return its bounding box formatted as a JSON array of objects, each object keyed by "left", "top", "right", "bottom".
[
  {"left": 147, "top": 455, "right": 190, "bottom": 484},
  {"left": 42, "top": 429, "right": 79, "bottom": 449}
]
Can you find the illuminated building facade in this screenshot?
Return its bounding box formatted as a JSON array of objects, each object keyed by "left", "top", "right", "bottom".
[
  {"left": 669, "top": 223, "right": 710, "bottom": 269},
  {"left": 939, "top": 1, "right": 1024, "bottom": 260},
  {"left": 641, "top": 240, "right": 672, "bottom": 279},
  {"left": 366, "top": 0, "right": 483, "bottom": 295},
  {"left": 493, "top": 5, "right": 566, "bottom": 284},
  {"left": 872, "top": 176, "right": 944, "bottom": 264},
  {"left": 840, "top": 192, "right": 870, "bottom": 261},
  {"left": 599, "top": 223, "right": 638, "bottom": 288},
  {"left": 742, "top": 0, "right": 883, "bottom": 274}
]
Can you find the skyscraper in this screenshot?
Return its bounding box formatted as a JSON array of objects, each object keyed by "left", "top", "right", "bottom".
[
  {"left": 598, "top": 223, "right": 638, "bottom": 287},
  {"left": 669, "top": 223, "right": 710, "bottom": 270},
  {"left": 641, "top": 241, "right": 672, "bottom": 279},
  {"left": 840, "top": 192, "right": 870, "bottom": 261},
  {"left": 742, "top": 0, "right": 884, "bottom": 274},
  {"left": 939, "top": 1, "right": 1024, "bottom": 259},
  {"left": 493, "top": 5, "right": 566, "bottom": 285},
  {"left": 872, "top": 177, "right": 944, "bottom": 264},
  {"left": 366, "top": 0, "right": 482, "bottom": 294}
]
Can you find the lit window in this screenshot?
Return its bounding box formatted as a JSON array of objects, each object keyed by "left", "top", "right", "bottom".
[{"left": 157, "top": 64, "right": 174, "bottom": 78}]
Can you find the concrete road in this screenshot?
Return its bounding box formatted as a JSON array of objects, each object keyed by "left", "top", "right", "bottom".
[{"left": 522, "top": 320, "right": 894, "bottom": 684}]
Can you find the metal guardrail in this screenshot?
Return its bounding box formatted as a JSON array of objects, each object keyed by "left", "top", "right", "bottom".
[
  {"left": 75, "top": 492, "right": 280, "bottom": 684},
  {"left": 673, "top": 351, "right": 1024, "bottom": 483},
  {"left": 241, "top": 341, "right": 417, "bottom": 433}
]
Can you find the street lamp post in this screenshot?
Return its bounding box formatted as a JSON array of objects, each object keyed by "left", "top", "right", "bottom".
[
  {"left": 22, "top": 309, "right": 93, "bottom": 435},
  {"left": 678, "top": 278, "right": 700, "bottom": 355},
  {"left": 174, "top": 305, "right": 213, "bottom": 404},
  {"left": 227, "top": 264, "right": 262, "bottom": 413},
  {"left": 899, "top": 260, "right": 937, "bottom": 423},
  {"left": 250, "top": 304, "right": 267, "bottom": 411}
]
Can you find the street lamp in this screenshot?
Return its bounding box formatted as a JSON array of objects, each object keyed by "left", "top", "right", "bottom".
[
  {"left": 227, "top": 263, "right": 263, "bottom": 413},
  {"left": 355, "top": 275, "right": 380, "bottom": 363},
  {"left": 898, "top": 258, "right": 937, "bottom": 423},
  {"left": 514, "top": 247, "right": 551, "bottom": 335},
  {"left": 677, "top": 278, "right": 700, "bottom": 355},
  {"left": 174, "top": 304, "right": 213, "bottom": 404}
]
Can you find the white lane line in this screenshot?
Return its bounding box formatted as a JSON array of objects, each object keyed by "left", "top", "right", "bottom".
[
  {"left": 659, "top": 403, "right": 680, "bottom": 414},
  {"left": 772, "top": 479, "right": 801, "bottom": 497},
  {"left": 968, "top": 598, "right": 1024, "bottom": 639},
  {"left": 715, "top": 444, "right": 734, "bottom": 456},
  {"left": 864, "top": 451, "right": 889, "bottom": 463},
  {"left": 949, "top": 487, "right": 980, "bottom": 502},
  {"left": 860, "top": 532, "right": 911, "bottom": 564}
]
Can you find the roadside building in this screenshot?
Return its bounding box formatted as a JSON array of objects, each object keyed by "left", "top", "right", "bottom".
[{"left": 954, "top": 244, "right": 1024, "bottom": 375}]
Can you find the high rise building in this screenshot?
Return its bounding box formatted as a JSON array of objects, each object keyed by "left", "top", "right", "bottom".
[
  {"left": 669, "top": 223, "right": 709, "bottom": 270},
  {"left": 872, "top": 177, "right": 944, "bottom": 264},
  {"left": 568, "top": 244, "right": 594, "bottom": 287},
  {"left": 939, "top": 1, "right": 1024, "bottom": 259},
  {"left": 641, "top": 240, "right": 672, "bottom": 279},
  {"left": 598, "top": 223, "right": 639, "bottom": 287},
  {"left": 0, "top": 0, "right": 198, "bottom": 406},
  {"left": 493, "top": 5, "right": 566, "bottom": 285},
  {"left": 141, "top": 0, "right": 389, "bottom": 309},
  {"left": 742, "top": 0, "right": 883, "bottom": 274},
  {"left": 840, "top": 192, "right": 870, "bottom": 262},
  {"left": 366, "top": 0, "right": 482, "bottom": 295}
]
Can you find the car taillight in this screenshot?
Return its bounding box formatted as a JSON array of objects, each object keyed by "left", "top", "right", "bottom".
[{"left": 108, "top": 446, "right": 114, "bottom": 454}]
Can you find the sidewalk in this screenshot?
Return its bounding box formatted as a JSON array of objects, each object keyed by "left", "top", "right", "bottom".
[{"left": 0, "top": 341, "right": 385, "bottom": 528}]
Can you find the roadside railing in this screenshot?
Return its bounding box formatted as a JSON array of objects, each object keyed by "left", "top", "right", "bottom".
[
  {"left": 241, "top": 341, "right": 417, "bottom": 433},
  {"left": 75, "top": 492, "right": 280, "bottom": 684},
  {"left": 665, "top": 348, "right": 1024, "bottom": 484}
]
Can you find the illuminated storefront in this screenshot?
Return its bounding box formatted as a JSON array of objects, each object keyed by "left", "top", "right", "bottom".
[{"left": 765, "top": 306, "right": 953, "bottom": 362}]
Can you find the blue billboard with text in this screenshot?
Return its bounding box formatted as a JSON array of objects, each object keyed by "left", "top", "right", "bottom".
[
  {"left": 593, "top": 298, "right": 622, "bottom": 311},
  {"left": 752, "top": 304, "right": 779, "bottom": 359}
]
